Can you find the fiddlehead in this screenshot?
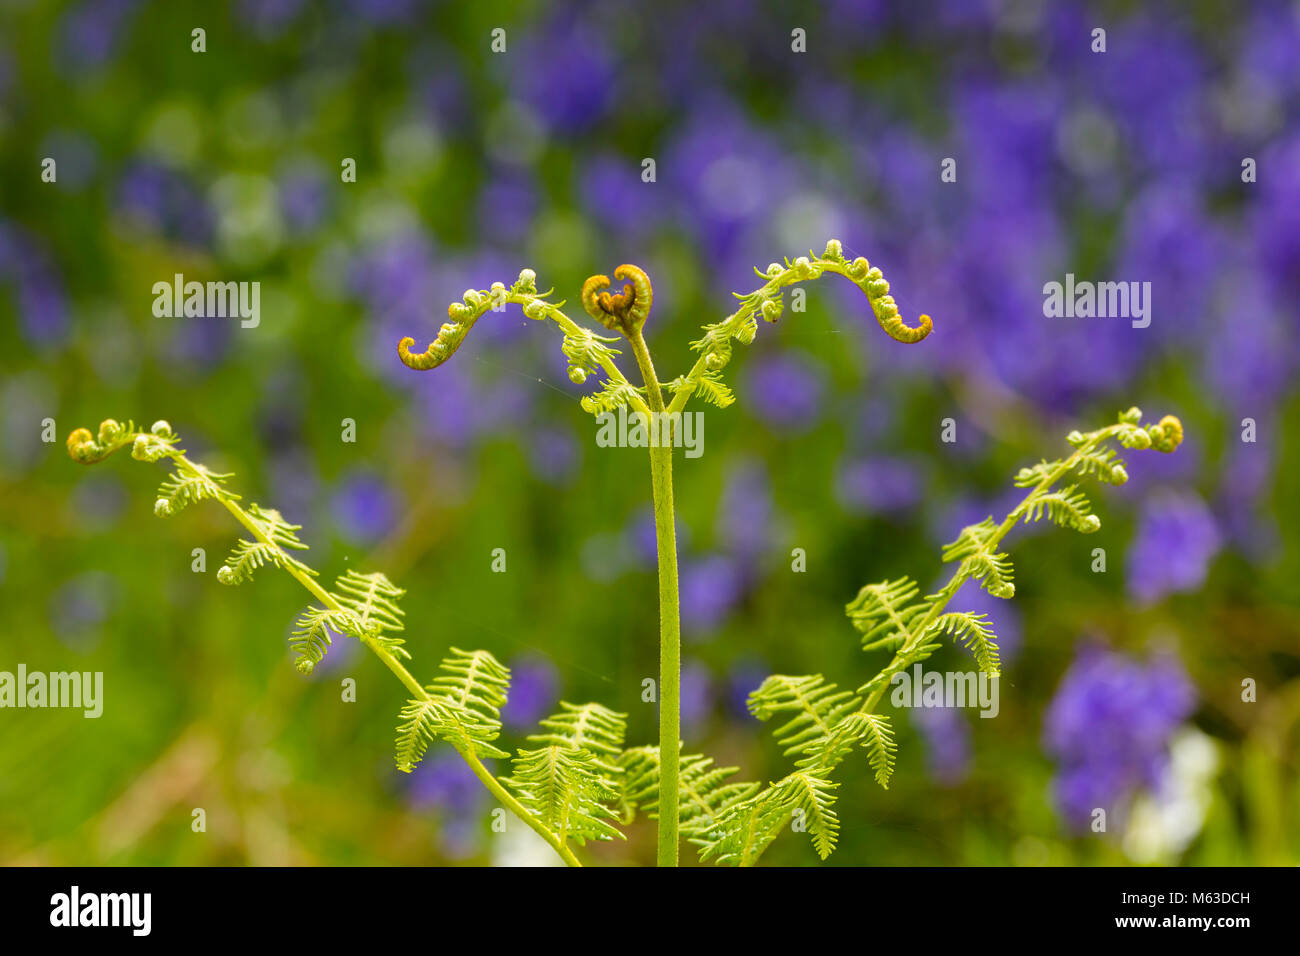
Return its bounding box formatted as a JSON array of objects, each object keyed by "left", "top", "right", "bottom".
[
  {"left": 664, "top": 239, "right": 932, "bottom": 416},
  {"left": 580, "top": 264, "right": 654, "bottom": 334}
]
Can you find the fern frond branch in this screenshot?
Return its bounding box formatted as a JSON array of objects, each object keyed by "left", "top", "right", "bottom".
[
  {"left": 664, "top": 240, "right": 933, "bottom": 417},
  {"left": 66, "top": 423, "right": 584, "bottom": 867},
  {"left": 396, "top": 272, "right": 653, "bottom": 419},
  {"left": 744, "top": 408, "right": 1184, "bottom": 867}
]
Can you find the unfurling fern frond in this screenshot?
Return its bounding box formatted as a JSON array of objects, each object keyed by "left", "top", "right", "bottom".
[
  {"left": 427, "top": 647, "right": 510, "bottom": 726},
  {"left": 1020, "top": 484, "right": 1100, "bottom": 533},
  {"left": 620, "top": 746, "right": 759, "bottom": 832},
  {"left": 216, "top": 505, "right": 316, "bottom": 585},
  {"left": 527, "top": 701, "right": 627, "bottom": 775},
  {"left": 578, "top": 378, "right": 646, "bottom": 415},
  {"left": 847, "top": 577, "right": 933, "bottom": 652},
  {"left": 506, "top": 746, "right": 625, "bottom": 846},
  {"left": 748, "top": 675, "right": 862, "bottom": 760},
  {"left": 290, "top": 606, "right": 364, "bottom": 674},
  {"left": 927, "top": 611, "right": 1001, "bottom": 677},
  {"left": 154, "top": 463, "right": 235, "bottom": 517},
  {"left": 394, "top": 694, "right": 511, "bottom": 772},
  {"left": 942, "top": 520, "right": 1015, "bottom": 598},
  {"left": 392, "top": 649, "right": 513, "bottom": 771},
  {"left": 332, "top": 570, "right": 409, "bottom": 657},
  {"left": 664, "top": 370, "right": 735, "bottom": 409},
  {"left": 775, "top": 772, "right": 841, "bottom": 859}
]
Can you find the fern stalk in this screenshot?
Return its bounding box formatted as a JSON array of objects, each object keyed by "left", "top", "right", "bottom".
[
  {"left": 67, "top": 424, "right": 584, "bottom": 866},
  {"left": 625, "top": 322, "right": 683, "bottom": 868}
]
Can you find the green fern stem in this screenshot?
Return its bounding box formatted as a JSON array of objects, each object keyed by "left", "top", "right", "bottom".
[
  {"left": 857, "top": 422, "right": 1123, "bottom": 716},
  {"left": 79, "top": 430, "right": 583, "bottom": 867},
  {"left": 626, "top": 325, "right": 683, "bottom": 868}
]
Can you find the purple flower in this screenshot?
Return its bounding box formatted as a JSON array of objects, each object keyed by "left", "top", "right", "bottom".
[
  {"left": 331, "top": 472, "right": 399, "bottom": 543},
  {"left": 278, "top": 164, "right": 330, "bottom": 234},
  {"left": 836, "top": 455, "right": 926, "bottom": 516},
  {"left": 58, "top": 0, "right": 141, "bottom": 71},
  {"left": 580, "top": 154, "right": 664, "bottom": 238},
  {"left": 501, "top": 658, "right": 559, "bottom": 730},
  {"left": 1127, "top": 490, "right": 1221, "bottom": 604},
  {"left": 911, "top": 705, "right": 971, "bottom": 786},
  {"left": 743, "top": 352, "right": 825, "bottom": 433},
  {"left": 477, "top": 171, "right": 539, "bottom": 246},
  {"left": 680, "top": 661, "right": 712, "bottom": 732},
  {"left": 716, "top": 460, "right": 774, "bottom": 560},
  {"left": 680, "top": 554, "right": 745, "bottom": 637},
  {"left": 509, "top": 15, "right": 616, "bottom": 133},
  {"left": 237, "top": 0, "right": 307, "bottom": 39},
  {"left": 115, "top": 160, "right": 213, "bottom": 247},
  {"left": 527, "top": 426, "right": 580, "bottom": 485},
  {"left": 726, "top": 659, "right": 770, "bottom": 718},
  {"left": 406, "top": 751, "right": 486, "bottom": 814},
  {"left": 1043, "top": 645, "right": 1196, "bottom": 829}
]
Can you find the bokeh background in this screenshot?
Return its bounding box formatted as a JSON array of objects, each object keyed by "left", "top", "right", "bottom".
[{"left": 1, "top": 0, "right": 1297, "bottom": 866}]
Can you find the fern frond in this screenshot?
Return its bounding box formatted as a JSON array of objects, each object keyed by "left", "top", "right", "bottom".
[
  {"left": 506, "top": 746, "right": 626, "bottom": 846},
  {"left": 561, "top": 325, "right": 622, "bottom": 383},
  {"left": 426, "top": 647, "right": 510, "bottom": 727},
  {"left": 748, "top": 675, "right": 862, "bottom": 760},
  {"left": 528, "top": 702, "right": 627, "bottom": 775},
  {"left": 846, "top": 577, "right": 933, "bottom": 652},
  {"left": 664, "top": 370, "right": 735, "bottom": 409},
  {"left": 620, "top": 746, "right": 760, "bottom": 832},
  {"left": 775, "top": 772, "right": 841, "bottom": 859},
  {"left": 154, "top": 464, "right": 235, "bottom": 517},
  {"left": 691, "top": 788, "right": 788, "bottom": 866},
  {"left": 960, "top": 549, "right": 1016, "bottom": 599},
  {"left": 1020, "top": 484, "right": 1100, "bottom": 533},
  {"left": 857, "top": 714, "right": 897, "bottom": 788},
  {"left": 927, "top": 611, "right": 1001, "bottom": 677},
  {"left": 941, "top": 517, "right": 998, "bottom": 563},
  {"left": 578, "top": 378, "right": 646, "bottom": 415},
  {"left": 394, "top": 694, "right": 510, "bottom": 772},
  {"left": 290, "top": 606, "right": 364, "bottom": 674}
]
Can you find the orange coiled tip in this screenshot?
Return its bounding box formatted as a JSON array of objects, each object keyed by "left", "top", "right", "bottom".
[
  {"left": 66, "top": 427, "right": 107, "bottom": 464},
  {"left": 1151, "top": 414, "right": 1184, "bottom": 453},
  {"left": 397, "top": 336, "right": 439, "bottom": 370},
  {"left": 882, "top": 313, "right": 933, "bottom": 345},
  {"left": 581, "top": 265, "right": 653, "bottom": 333}
]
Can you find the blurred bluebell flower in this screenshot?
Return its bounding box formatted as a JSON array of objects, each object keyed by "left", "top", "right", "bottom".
[
  {"left": 743, "top": 352, "right": 825, "bottom": 434},
  {"left": 510, "top": 14, "right": 616, "bottom": 133},
  {"left": 477, "top": 170, "right": 539, "bottom": 246},
  {"left": 527, "top": 426, "right": 579, "bottom": 486},
  {"left": 50, "top": 572, "right": 117, "bottom": 653},
  {"left": 58, "top": 0, "right": 141, "bottom": 71},
  {"left": 680, "top": 554, "right": 744, "bottom": 638},
  {"left": 331, "top": 471, "right": 399, "bottom": 544},
  {"left": 1127, "top": 490, "right": 1221, "bottom": 604},
  {"left": 278, "top": 163, "right": 330, "bottom": 235},
  {"left": 910, "top": 705, "right": 972, "bottom": 786},
  {"left": 1043, "top": 645, "right": 1195, "bottom": 829},
  {"left": 407, "top": 751, "right": 486, "bottom": 814},
  {"left": 717, "top": 459, "right": 774, "bottom": 561},
  {"left": 726, "top": 658, "right": 770, "bottom": 718},
  {"left": 115, "top": 159, "right": 214, "bottom": 247},
  {"left": 238, "top": 0, "right": 307, "bottom": 39},
  {"left": 680, "top": 660, "right": 712, "bottom": 733},
  {"left": 835, "top": 455, "right": 926, "bottom": 516},
  {"left": 501, "top": 657, "right": 559, "bottom": 730}
]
